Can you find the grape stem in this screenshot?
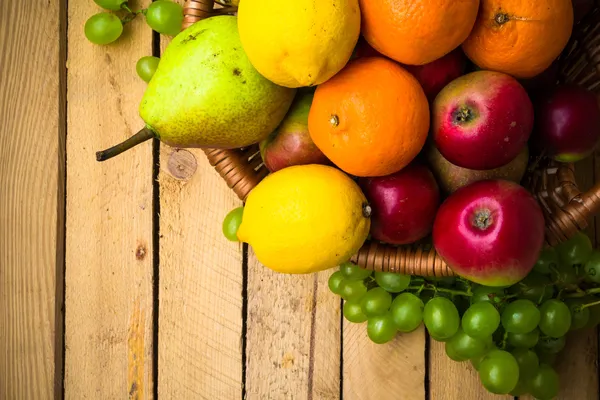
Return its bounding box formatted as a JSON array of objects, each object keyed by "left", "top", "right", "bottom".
[
  {"left": 580, "top": 299, "right": 600, "bottom": 310},
  {"left": 408, "top": 285, "right": 472, "bottom": 297},
  {"left": 565, "top": 287, "right": 600, "bottom": 298},
  {"left": 500, "top": 332, "right": 508, "bottom": 350}
]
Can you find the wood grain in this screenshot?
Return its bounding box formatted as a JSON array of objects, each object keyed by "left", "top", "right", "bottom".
[
  {"left": 245, "top": 256, "right": 341, "bottom": 399},
  {"left": 65, "top": 1, "right": 154, "bottom": 397},
  {"left": 157, "top": 3, "right": 244, "bottom": 397},
  {"left": 0, "top": 1, "right": 65, "bottom": 398},
  {"left": 158, "top": 147, "right": 244, "bottom": 399},
  {"left": 343, "top": 319, "right": 425, "bottom": 399},
  {"left": 429, "top": 339, "right": 511, "bottom": 400}
]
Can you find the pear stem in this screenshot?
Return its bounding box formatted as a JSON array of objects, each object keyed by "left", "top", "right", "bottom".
[{"left": 96, "top": 127, "right": 155, "bottom": 162}]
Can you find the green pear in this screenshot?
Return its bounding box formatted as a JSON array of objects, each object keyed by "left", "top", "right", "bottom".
[{"left": 96, "top": 15, "right": 296, "bottom": 161}]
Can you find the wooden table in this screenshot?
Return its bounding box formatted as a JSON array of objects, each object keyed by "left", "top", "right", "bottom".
[{"left": 2, "top": 1, "right": 599, "bottom": 399}]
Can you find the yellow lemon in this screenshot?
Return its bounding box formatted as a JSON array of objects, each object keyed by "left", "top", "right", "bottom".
[
  {"left": 237, "top": 165, "right": 371, "bottom": 274},
  {"left": 237, "top": 0, "right": 361, "bottom": 88}
]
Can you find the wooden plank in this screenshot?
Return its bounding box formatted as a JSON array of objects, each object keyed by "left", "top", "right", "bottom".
[
  {"left": 429, "top": 339, "right": 511, "bottom": 400},
  {"left": 65, "top": 1, "right": 154, "bottom": 397},
  {"left": 245, "top": 257, "right": 341, "bottom": 399},
  {"left": 158, "top": 147, "right": 244, "bottom": 398},
  {"left": 344, "top": 318, "right": 425, "bottom": 399},
  {"left": 0, "top": 1, "right": 65, "bottom": 398}
]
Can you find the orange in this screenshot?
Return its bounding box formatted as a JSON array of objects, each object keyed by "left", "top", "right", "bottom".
[
  {"left": 359, "top": 0, "right": 480, "bottom": 65},
  {"left": 308, "top": 57, "right": 429, "bottom": 177},
  {"left": 462, "top": 0, "right": 574, "bottom": 78}
]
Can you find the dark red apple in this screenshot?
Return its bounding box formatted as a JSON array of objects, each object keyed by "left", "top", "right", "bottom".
[
  {"left": 403, "top": 49, "right": 467, "bottom": 101},
  {"left": 433, "top": 180, "right": 545, "bottom": 287},
  {"left": 359, "top": 164, "right": 440, "bottom": 245},
  {"left": 260, "top": 92, "right": 329, "bottom": 172},
  {"left": 353, "top": 36, "right": 384, "bottom": 59},
  {"left": 432, "top": 70, "right": 534, "bottom": 170},
  {"left": 533, "top": 84, "right": 600, "bottom": 163},
  {"left": 426, "top": 144, "right": 529, "bottom": 194}
]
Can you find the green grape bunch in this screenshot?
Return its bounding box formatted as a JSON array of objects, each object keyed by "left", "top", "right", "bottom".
[
  {"left": 326, "top": 231, "right": 600, "bottom": 398},
  {"left": 85, "top": 0, "right": 184, "bottom": 45}
]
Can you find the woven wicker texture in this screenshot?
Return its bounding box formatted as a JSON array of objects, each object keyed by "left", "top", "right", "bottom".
[{"left": 181, "top": 1, "right": 600, "bottom": 275}]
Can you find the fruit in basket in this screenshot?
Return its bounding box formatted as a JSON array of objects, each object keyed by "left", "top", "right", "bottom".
[
  {"left": 136, "top": 56, "right": 160, "bottom": 83},
  {"left": 236, "top": 165, "right": 371, "bottom": 274},
  {"left": 309, "top": 57, "right": 429, "bottom": 177},
  {"left": 237, "top": 0, "right": 360, "bottom": 88},
  {"left": 96, "top": 16, "right": 296, "bottom": 161},
  {"left": 145, "top": 0, "right": 184, "bottom": 36},
  {"left": 259, "top": 93, "right": 329, "bottom": 172},
  {"left": 532, "top": 84, "right": 600, "bottom": 162},
  {"left": 433, "top": 180, "right": 545, "bottom": 286},
  {"left": 402, "top": 49, "right": 468, "bottom": 102},
  {"left": 359, "top": 0, "right": 479, "bottom": 65},
  {"left": 432, "top": 70, "right": 534, "bottom": 170},
  {"left": 462, "top": 0, "right": 574, "bottom": 78},
  {"left": 358, "top": 163, "right": 440, "bottom": 244},
  {"left": 426, "top": 145, "right": 528, "bottom": 194}
]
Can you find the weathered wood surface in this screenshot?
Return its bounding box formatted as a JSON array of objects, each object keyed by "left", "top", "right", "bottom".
[
  {"left": 0, "top": 1, "right": 65, "bottom": 399},
  {"left": 1, "top": 2, "right": 599, "bottom": 399}
]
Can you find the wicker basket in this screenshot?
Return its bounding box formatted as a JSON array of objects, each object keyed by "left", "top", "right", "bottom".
[{"left": 182, "top": 1, "right": 600, "bottom": 276}]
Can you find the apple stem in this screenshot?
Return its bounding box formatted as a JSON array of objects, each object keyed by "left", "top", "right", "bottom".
[
  {"left": 96, "top": 127, "right": 155, "bottom": 162},
  {"left": 473, "top": 209, "right": 492, "bottom": 230}
]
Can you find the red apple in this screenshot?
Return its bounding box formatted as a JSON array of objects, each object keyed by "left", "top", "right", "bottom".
[
  {"left": 433, "top": 180, "right": 545, "bottom": 287},
  {"left": 533, "top": 84, "right": 600, "bottom": 163},
  {"left": 432, "top": 70, "right": 534, "bottom": 170},
  {"left": 353, "top": 36, "right": 384, "bottom": 59},
  {"left": 260, "top": 92, "right": 329, "bottom": 172},
  {"left": 403, "top": 49, "right": 467, "bottom": 101},
  {"left": 426, "top": 144, "right": 529, "bottom": 194},
  {"left": 359, "top": 163, "right": 440, "bottom": 245}
]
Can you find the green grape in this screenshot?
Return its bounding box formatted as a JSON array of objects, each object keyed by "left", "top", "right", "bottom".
[
  {"left": 528, "top": 364, "right": 560, "bottom": 400},
  {"left": 327, "top": 271, "right": 345, "bottom": 295},
  {"left": 374, "top": 272, "right": 411, "bottom": 293},
  {"left": 584, "top": 300, "right": 600, "bottom": 329},
  {"left": 565, "top": 298, "right": 590, "bottom": 330},
  {"left": 84, "top": 13, "right": 123, "bottom": 45},
  {"left": 471, "top": 353, "right": 486, "bottom": 371},
  {"left": 390, "top": 292, "right": 424, "bottom": 333},
  {"left": 445, "top": 328, "right": 487, "bottom": 361},
  {"left": 550, "top": 262, "right": 579, "bottom": 286},
  {"left": 511, "top": 348, "right": 539, "bottom": 379},
  {"left": 509, "top": 379, "right": 529, "bottom": 396},
  {"left": 470, "top": 285, "right": 506, "bottom": 306},
  {"left": 501, "top": 299, "right": 540, "bottom": 334},
  {"left": 367, "top": 313, "right": 397, "bottom": 344},
  {"left": 343, "top": 300, "right": 368, "bottom": 323},
  {"left": 584, "top": 250, "right": 600, "bottom": 283},
  {"left": 361, "top": 287, "right": 392, "bottom": 317},
  {"left": 461, "top": 302, "right": 500, "bottom": 339},
  {"left": 338, "top": 280, "right": 367, "bottom": 302},
  {"left": 136, "top": 56, "right": 160, "bottom": 83},
  {"left": 94, "top": 0, "right": 127, "bottom": 11},
  {"left": 423, "top": 297, "right": 460, "bottom": 340},
  {"left": 510, "top": 272, "right": 554, "bottom": 303},
  {"left": 145, "top": 0, "right": 184, "bottom": 36},
  {"left": 536, "top": 335, "right": 566, "bottom": 354},
  {"left": 507, "top": 329, "right": 540, "bottom": 349},
  {"left": 556, "top": 231, "right": 593, "bottom": 266},
  {"left": 533, "top": 247, "right": 559, "bottom": 275},
  {"left": 537, "top": 352, "right": 557, "bottom": 366},
  {"left": 539, "top": 299, "right": 572, "bottom": 338},
  {"left": 340, "top": 262, "right": 372, "bottom": 281},
  {"left": 478, "top": 349, "right": 520, "bottom": 395},
  {"left": 222, "top": 206, "right": 243, "bottom": 241}
]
